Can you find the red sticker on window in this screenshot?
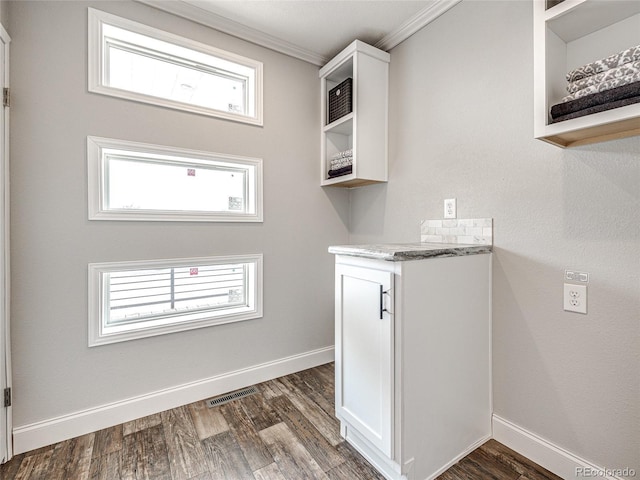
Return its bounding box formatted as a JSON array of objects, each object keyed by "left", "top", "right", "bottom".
[
  {"left": 187, "top": 168, "right": 196, "bottom": 176},
  {"left": 190, "top": 268, "right": 198, "bottom": 276}
]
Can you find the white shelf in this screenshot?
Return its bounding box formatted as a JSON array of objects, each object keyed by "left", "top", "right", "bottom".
[
  {"left": 320, "top": 40, "right": 389, "bottom": 187},
  {"left": 545, "top": 0, "right": 640, "bottom": 42},
  {"left": 534, "top": 0, "right": 640, "bottom": 147},
  {"left": 324, "top": 113, "right": 354, "bottom": 135}
]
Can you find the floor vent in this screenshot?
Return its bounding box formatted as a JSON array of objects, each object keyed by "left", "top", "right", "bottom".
[{"left": 206, "top": 386, "right": 258, "bottom": 408}]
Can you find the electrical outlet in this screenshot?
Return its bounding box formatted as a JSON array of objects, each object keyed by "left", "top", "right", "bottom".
[
  {"left": 444, "top": 198, "right": 456, "bottom": 219},
  {"left": 564, "top": 283, "right": 587, "bottom": 314}
]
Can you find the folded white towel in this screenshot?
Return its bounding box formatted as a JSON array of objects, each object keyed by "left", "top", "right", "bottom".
[
  {"left": 330, "top": 156, "right": 353, "bottom": 169},
  {"left": 566, "top": 44, "right": 640, "bottom": 82},
  {"left": 562, "top": 70, "right": 640, "bottom": 102},
  {"left": 331, "top": 149, "right": 353, "bottom": 161},
  {"left": 567, "top": 60, "right": 640, "bottom": 94}
]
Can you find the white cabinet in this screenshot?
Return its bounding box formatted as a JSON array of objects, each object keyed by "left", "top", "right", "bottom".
[
  {"left": 333, "top": 253, "right": 492, "bottom": 480},
  {"left": 534, "top": 0, "right": 640, "bottom": 147},
  {"left": 335, "top": 264, "right": 394, "bottom": 457},
  {"left": 320, "top": 40, "right": 389, "bottom": 187}
]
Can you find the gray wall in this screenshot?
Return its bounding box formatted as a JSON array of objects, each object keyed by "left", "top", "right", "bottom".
[
  {"left": 348, "top": 0, "right": 639, "bottom": 471},
  {"left": 8, "top": 0, "right": 348, "bottom": 426},
  {"left": 0, "top": 1, "right": 7, "bottom": 27}
]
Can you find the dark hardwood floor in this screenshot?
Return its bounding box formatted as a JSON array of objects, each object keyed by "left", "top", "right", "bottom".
[{"left": 1, "top": 363, "right": 562, "bottom": 480}]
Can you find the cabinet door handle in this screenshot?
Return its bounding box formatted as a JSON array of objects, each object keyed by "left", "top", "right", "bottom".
[{"left": 379, "top": 285, "right": 389, "bottom": 319}]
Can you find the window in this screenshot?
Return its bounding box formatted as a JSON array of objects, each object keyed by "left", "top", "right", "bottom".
[
  {"left": 87, "top": 136, "right": 263, "bottom": 222},
  {"left": 88, "top": 8, "right": 263, "bottom": 125},
  {"left": 88, "top": 255, "right": 262, "bottom": 346}
]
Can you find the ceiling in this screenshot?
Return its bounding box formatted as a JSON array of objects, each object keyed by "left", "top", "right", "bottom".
[{"left": 137, "top": 0, "right": 461, "bottom": 65}]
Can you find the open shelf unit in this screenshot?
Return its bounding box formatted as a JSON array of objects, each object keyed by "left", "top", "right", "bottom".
[
  {"left": 320, "top": 40, "right": 390, "bottom": 187},
  {"left": 533, "top": 0, "right": 640, "bottom": 147}
]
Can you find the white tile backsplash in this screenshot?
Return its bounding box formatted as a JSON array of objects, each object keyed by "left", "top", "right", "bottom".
[{"left": 420, "top": 218, "right": 493, "bottom": 245}]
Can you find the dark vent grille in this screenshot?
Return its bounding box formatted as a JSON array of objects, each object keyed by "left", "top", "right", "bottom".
[{"left": 206, "top": 386, "right": 258, "bottom": 408}]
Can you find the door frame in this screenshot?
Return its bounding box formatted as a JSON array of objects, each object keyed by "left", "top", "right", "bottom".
[{"left": 0, "top": 21, "right": 11, "bottom": 464}]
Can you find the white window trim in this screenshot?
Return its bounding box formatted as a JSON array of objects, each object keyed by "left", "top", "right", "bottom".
[
  {"left": 88, "top": 254, "right": 263, "bottom": 347},
  {"left": 87, "top": 136, "right": 263, "bottom": 222},
  {"left": 87, "top": 8, "right": 263, "bottom": 126}
]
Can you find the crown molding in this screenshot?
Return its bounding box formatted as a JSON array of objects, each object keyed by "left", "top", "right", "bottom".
[
  {"left": 135, "top": 0, "right": 463, "bottom": 67},
  {"left": 374, "top": 0, "right": 463, "bottom": 51},
  {"left": 135, "top": 0, "right": 329, "bottom": 66}
]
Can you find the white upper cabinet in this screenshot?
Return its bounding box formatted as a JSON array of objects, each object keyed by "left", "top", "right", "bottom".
[
  {"left": 533, "top": 0, "right": 640, "bottom": 147},
  {"left": 320, "top": 40, "right": 390, "bottom": 187}
]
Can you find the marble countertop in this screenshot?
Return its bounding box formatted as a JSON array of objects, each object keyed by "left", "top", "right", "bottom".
[{"left": 328, "top": 242, "right": 492, "bottom": 261}]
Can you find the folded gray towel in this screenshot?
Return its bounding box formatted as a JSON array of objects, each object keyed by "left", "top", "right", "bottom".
[
  {"left": 328, "top": 165, "right": 352, "bottom": 178},
  {"left": 550, "top": 80, "right": 640, "bottom": 118},
  {"left": 550, "top": 96, "right": 640, "bottom": 123}
]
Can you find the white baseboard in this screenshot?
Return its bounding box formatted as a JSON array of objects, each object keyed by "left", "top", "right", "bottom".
[
  {"left": 492, "top": 415, "right": 632, "bottom": 480},
  {"left": 13, "top": 346, "right": 334, "bottom": 454}
]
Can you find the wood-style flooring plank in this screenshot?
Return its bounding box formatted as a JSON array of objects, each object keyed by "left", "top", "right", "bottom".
[
  {"left": 457, "top": 454, "right": 516, "bottom": 480},
  {"left": 8, "top": 452, "right": 50, "bottom": 480},
  {"left": 479, "top": 440, "right": 563, "bottom": 480},
  {"left": 315, "top": 362, "right": 334, "bottom": 374},
  {"left": 467, "top": 449, "right": 521, "bottom": 479},
  {"left": 120, "top": 424, "right": 171, "bottom": 480},
  {"left": 92, "top": 424, "right": 123, "bottom": 456},
  {"left": 238, "top": 392, "right": 282, "bottom": 432},
  {"left": 46, "top": 433, "right": 95, "bottom": 480},
  {"left": 272, "top": 377, "right": 342, "bottom": 446},
  {"left": 16, "top": 444, "right": 54, "bottom": 459},
  {"left": 284, "top": 372, "right": 335, "bottom": 419},
  {"left": 122, "top": 413, "right": 162, "bottom": 437},
  {"left": 268, "top": 395, "right": 345, "bottom": 472},
  {"left": 435, "top": 468, "right": 460, "bottom": 480},
  {"left": 258, "top": 380, "right": 283, "bottom": 400},
  {"left": 188, "top": 401, "right": 229, "bottom": 440},
  {"left": 258, "top": 422, "right": 328, "bottom": 480},
  {"left": 252, "top": 463, "right": 287, "bottom": 480},
  {"left": 295, "top": 367, "right": 335, "bottom": 408},
  {"left": 325, "top": 459, "right": 379, "bottom": 480},
  {"left": 313, "top": 364, "right": 336, "bottom": 392},
  {"left": 437, "top": 463, "right": 468, "bottom": 479},
  {"left": 161, "top": 406, "right": 209, "bottom": 480},
  {"left": 1, "top": 453, "right": 25, "bottom": 480},
  {"left": 201, "top": 431, "right": 253, "bottom": 480},
  {"left": 25, "top": 449, "right": 55, "bottom": 480},
  {"left": 219, "top": 400, "right": 273, "bottom": 471},
  {"left": 89, "top": 451, "right": 121, "bottom": 480},
  {"left": 11, "top": 454, "right": 38, "bottom": 480},
  {"left": 333, "top": 441, "right": 385, "bottom": 480},
  {"left": 184, "top": 474, "right": 213, "bottom": 480}
]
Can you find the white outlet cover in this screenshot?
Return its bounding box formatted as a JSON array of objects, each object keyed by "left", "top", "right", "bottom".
[
  {"left": 444, "top": 198, "right": 456, "bottom": 219},
  {"left": 564, "top": 283, "right": 587, "bottom": 314}
]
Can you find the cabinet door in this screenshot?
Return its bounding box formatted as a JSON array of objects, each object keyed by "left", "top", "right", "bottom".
[{"left": 335, "top": 264, "right": 393, "bottom": 457}]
